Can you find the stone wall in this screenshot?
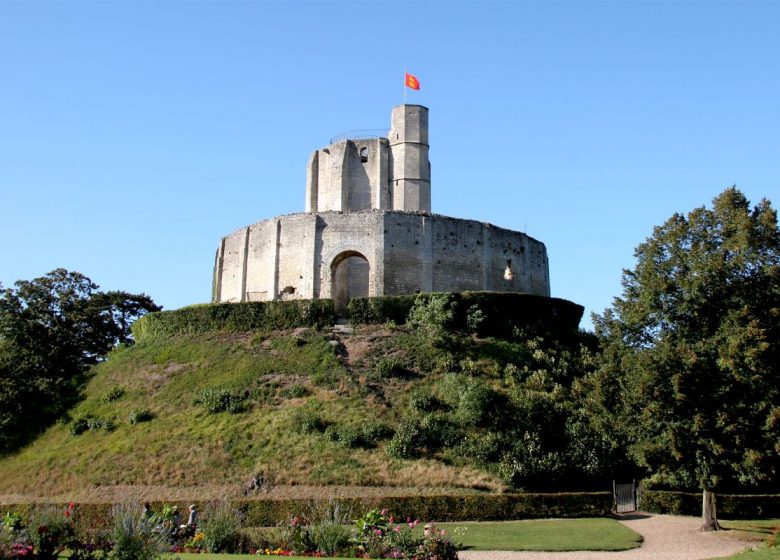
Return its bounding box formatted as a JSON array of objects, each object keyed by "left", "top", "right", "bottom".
[{"left": 213, "top": 211, "right": 549, "bottom": 304}]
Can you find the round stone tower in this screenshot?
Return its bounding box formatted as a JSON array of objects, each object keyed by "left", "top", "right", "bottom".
[{"left": 389, "top": 104, "right": 431, "bottom": 212}]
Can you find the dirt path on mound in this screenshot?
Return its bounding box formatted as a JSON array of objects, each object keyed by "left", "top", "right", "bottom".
[{"left": 457, "top": 514, "right": 754, "bottom": 560}]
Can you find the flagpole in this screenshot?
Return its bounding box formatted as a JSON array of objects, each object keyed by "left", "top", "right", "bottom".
[{"left": 403, "top": 69, "right": 407, "bottom": 104}]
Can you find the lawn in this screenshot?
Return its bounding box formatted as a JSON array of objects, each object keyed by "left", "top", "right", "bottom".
[
  {"left": 433, "top": 517, "right": 642, "bottom": 551},
  {"left": 711, "top": 519, "right": 780, "bottom": 560}
]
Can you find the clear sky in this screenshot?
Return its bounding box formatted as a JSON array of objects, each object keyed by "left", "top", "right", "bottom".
[{"left": 2, "top": 0, "right": 779, "bottom": 329}]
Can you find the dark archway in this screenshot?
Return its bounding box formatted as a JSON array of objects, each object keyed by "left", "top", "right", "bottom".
[{"left": 331, "top": 251, "right": 370, "bottom": 314}]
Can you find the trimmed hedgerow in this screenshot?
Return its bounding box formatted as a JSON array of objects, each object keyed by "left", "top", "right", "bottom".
[
  {"left": 0, "top": 493, "right": 612, "bottom": 530},
  {"left": 347, "top": 292, "right": 584, "bottom": 338},
  {"left": 640, "top": 490, "right": 780, "bottom": 519},
  {"left": 131, "top": 299, "right": 336, "bottom": 341},
  {"left": 234, "top": 493, "right": 613, "bottom": 525}
]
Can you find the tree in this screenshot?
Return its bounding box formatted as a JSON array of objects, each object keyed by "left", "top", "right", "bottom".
[
  {"left": 0, "top": 269, "right": 160, "bottom": 453},
  {"left": 592, "top": 187, "right": 780, "bottom": 530}
]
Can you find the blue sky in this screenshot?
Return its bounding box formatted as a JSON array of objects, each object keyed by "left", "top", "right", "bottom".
[{"left": 2, "top": 0, "right": 779, "bottom": 329}]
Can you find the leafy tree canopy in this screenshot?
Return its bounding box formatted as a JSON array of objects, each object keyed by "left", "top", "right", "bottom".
[
  {"left": 592, "top": 187, "right": 780, "bottom": 499},
  {"left": 0, "top": 268, "right": 160, "bottom": 453}
]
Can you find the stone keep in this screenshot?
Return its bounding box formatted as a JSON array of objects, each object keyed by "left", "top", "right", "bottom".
[{"left": 212, "top": 105, "right": 550, "bottom": 311}]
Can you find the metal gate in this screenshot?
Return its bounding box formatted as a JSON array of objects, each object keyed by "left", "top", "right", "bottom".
[{"left": 613, "top": 480, "right": 637, "bottom": 513}]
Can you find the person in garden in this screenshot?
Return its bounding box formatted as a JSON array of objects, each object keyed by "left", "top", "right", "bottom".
[{"left": 183, "top": 504, "right": 198, "bottom": 535}]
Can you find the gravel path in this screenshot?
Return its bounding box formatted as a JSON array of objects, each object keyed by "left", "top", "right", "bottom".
[{"left": 457, "top": 514, "right": 752, "bottom": 560}]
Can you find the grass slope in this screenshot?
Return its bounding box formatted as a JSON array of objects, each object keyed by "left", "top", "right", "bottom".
[{"left": 0, "top": 325, "right": 515, "bottom": 500}]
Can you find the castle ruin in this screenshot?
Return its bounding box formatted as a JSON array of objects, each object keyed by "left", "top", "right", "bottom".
[{"left": 212, "top": 105, "right": 550, "bottom": 312}]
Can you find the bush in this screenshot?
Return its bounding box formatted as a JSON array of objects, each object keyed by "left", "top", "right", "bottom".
[
  {"left": 348, "top": 292, "right": 584, "bottom": 340},
  {"left": 408, "top": 389, "right": 440, "bottom": 413},
  {"left": 128, "top": 408, "right": 153, "bottom": 425},
  {"left": 291, "top": 409, "right": 325, "bottom": 434},
  {"left": 131, "top": 300, "right": 336, "bottom": 342},
  {"left": 88, "top": 417, "right": 115, "bottom": 432},
  {"left": 416, "top": 527, "right": 459, "bottom": 560},
  {"left": 70, "top": 416, "right": 90, "bottom": 435},
  {"left": 108, "top": 503, "right": 166, "bottom": 560},
  {"left": 101, "top": 386, "right": 125, "bottom": 403},
  {"left": 454, "top": 380, "right": 499, "bottom": 427},
  {"left": 466, "top": 304, "right": 487, "bottom": 333},
  {"left": 70, "top": 415, "right": 114, "bottom": 435},
  {"left": 374, "top": 357, "right": 406, "bottom": 379},
  {"left": 385, "top": 418, "right": 424, "bottom": 459},
  {"left": 360, "top": 422, "right": 394, "bottom": 445},
  {"left": 456, "top": 432, "right": 506, "bottom": 464},
  {"left": 280, "top": 385, "right": 309, "bottom": 399},
  {"left": 198, "top": 388, "right": 245, "bottom": 414},
  {"left": 407, "top": 294, "right": 456, "bottom": 340},
  {"left": 419, "top": 413, "right": 461, "bottom": 448},
  {"left": 640, "top": 490, "right": 780, "bottom": 518},
  {"left": 324, "top": 425, "right": 361, "bottom": 448},
  {"left": 201, "top": 502, "right": 243, "bottom": 553}
]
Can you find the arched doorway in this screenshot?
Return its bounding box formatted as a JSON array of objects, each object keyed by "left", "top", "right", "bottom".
[{"left": 331, "top": 251, "right": 370, "bottom": 314}]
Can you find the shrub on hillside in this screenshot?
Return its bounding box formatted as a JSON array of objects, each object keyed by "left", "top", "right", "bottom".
[
  {"left": 385, "top": 418, "right": 424, "bottom": 459},
  {"left": 101, "top": 386, "right": 125, "bottom": 403},
  {"left": 360, "top": 421, "right": 394, "bottom": 445},
  {"left": 407, "top": 294, "right": 456, "bottom": 341},
  {"left": 408, "top": 389, "right": 443, "bottom": 413},
  {"left": 419, "top": 413, "right": 461, "bottom": 448},
  {"left": 466, "top": 304, "right": 487, "bottom": 334},
  {"left": 280, "top": 384, "right": 309, "bottom": 399},
  {"left": 324, "top": 425, "right": 361, "bottom": 449},
  {"left": 70, "top": 415, "right": 115, "bottom": 435},
  {"left": 291, "top": 409, "right": 326, "bottom": 434},
  {"left": 131, "top": 299, "right": 336, "bottom": 341},
  {"left": 456, "top": 382, "right": 496, "bottom": 427},
  {"left": 373, "top": 357, "right": 406, "bottom": 379},
  {"left": 128, "top": 408, "right": 153, "bottom": 425},
  {"left": 198, "top": 388, "right": 245, "bottom": 414}
]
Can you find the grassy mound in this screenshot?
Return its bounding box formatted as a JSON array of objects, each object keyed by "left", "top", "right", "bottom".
[{"left": 0, "top": 293, "right": 603, "bottom": 503}]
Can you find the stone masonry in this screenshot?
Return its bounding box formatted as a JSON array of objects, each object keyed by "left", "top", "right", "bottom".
[{"left": 213, "top": 105, "right": 550, "bottom": 311}]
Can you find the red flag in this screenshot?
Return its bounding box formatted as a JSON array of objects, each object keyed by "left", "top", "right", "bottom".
[{"left": 405, "top": 72, "right": 420, "bottom": 90}]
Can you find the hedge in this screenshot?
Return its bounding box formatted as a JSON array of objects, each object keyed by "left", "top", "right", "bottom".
[
  {"left": 348, "top": 292, "right": 584, "bottom": 337},
  {"left": 131, "top": 299, "right": 336, "bottom": 341},
  {"left": 0, "top": 492, "right": 611, "bottom": 528},
  {"left": 640, "top": 490, "right": 780, "bottom": 519}
]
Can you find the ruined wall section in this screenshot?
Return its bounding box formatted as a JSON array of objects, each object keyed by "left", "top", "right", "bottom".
[
  {"left": 306, "top": 139, "right": 391, "bottom": 213},
  {"left": 316, "top": 211, "right": 382, "bottom": 299},
  {"left": 381, "top": 213, "right": 429, "bottom": 294},
  {"left": 429, "top": 217, "right": 483, "bottom": 293},
  {"left": 244, "top": 219, "right": 277, "bottom": 302},
  {"left": 213, "top": 211, "right": 549, "bottom": 304}
]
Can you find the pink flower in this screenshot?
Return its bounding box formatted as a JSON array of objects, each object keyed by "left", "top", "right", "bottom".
[
  {"left": 374, "top": 529, "right": 383, "bottom": 536},
  {"left": 380, "top": 509, "right": 388, "bottom": 516},
  {"left": 393, "top": 526, "right": 401, "bottom": 532},
  {"left": 389, "top": 516, "right": 394, "bottom": 523},
  {"left": 408, "top": 522, "right": 414, "bottom": 529}
]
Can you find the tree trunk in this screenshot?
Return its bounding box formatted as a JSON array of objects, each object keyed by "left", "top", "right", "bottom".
[{"left": 701, "top": 488, "right": 720, "bottom": 531}]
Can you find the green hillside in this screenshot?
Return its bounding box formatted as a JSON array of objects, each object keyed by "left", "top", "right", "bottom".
[{"left": 0, "top": 294, "right": 610, "bottom": 504}]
